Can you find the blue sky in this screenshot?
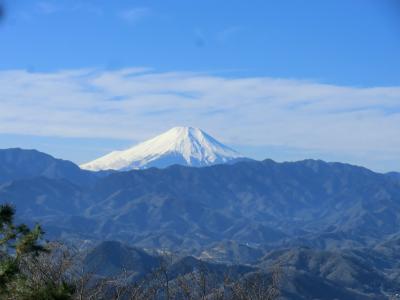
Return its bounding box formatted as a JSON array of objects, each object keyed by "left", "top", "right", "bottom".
[
  {"left": 2, "top": 0, "right": 400, "bottom": 85},
  {"left": 0, "top": 0, "right": 399, "bottom": 172}
]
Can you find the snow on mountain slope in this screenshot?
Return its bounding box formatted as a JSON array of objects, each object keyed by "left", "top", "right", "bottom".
[{"left": 80, "top": 127, "right": 244, "bottom": 171}]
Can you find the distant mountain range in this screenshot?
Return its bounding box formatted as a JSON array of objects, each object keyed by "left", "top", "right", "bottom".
[
  {"left": 1, "top": 147, "right": 399, "bottom": 250},
  {"left": 1, "top": 147, "right": 400, "bottom": 299},
  {"left": 387, "top": 171, "right": 400, "bottom": 181},
  {"left": 0, "top": 148, "right": 97, "bottom": 186},
  {"left": 80, "top": 127, "right": 245, "bottom": 171},
  {"left": 82, "top": 240, "right": 400, "bottom": 299}
]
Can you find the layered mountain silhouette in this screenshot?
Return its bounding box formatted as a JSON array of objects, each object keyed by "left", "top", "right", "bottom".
[
  {"left": 1, "top": 147, "right": 400, "bottom": 299},
  {"left": 1, "top": 148, "right": 399, "bottom": 250},
  {"left": 81, "top": 240, "right": 399, "bottom": 299}
]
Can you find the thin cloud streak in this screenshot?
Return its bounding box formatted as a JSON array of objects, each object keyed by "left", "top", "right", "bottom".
[
  {"left": 216, "top": 26, "right": 242, "bottom": 43},
  {"left": 118, "top": 7, "right": 151, "bottom": 23},
  {"left": 36, "top": 1, "right": 60, "bottom": 14},
  {"left": 0, "top": 68, "right": 399, "bottom": 170}
]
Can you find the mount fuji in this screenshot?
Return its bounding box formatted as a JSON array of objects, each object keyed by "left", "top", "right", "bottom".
[{"left": 80, "top": 127, "right": 245, "bottom": 171}]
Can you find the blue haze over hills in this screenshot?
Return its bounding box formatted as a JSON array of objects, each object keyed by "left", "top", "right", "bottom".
[
  {"left": 1, "top": 1, "right": 400, "bottom": 297},
  {"left": 1, "top": 147, "right": 400, "bottom": 298}
]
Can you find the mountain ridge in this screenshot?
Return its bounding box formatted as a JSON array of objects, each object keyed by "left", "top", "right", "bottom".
[
  {"left": 80, "top": 126, "right": 244, "bottom": 171},
  {"left": 0, "top": 148, "right": 98, "bottom": 187},
  {"left": 1, "top": 148, "right": 399, "bottom": 252},
  {"left": 1, "top": 147, "right": 400, "bottom": 299}
]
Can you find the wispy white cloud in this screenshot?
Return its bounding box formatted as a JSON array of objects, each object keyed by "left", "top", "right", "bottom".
[
  {"left": 0, "top": 68, "right": 399, "bottom": 171},
  {"left": 36, "top": 1, "right": 61, "bottom": 14},
  {"left": 13, "top": 1, "right": 104, "bottom": 23},
  {"left": 217, "top": 26, "right": 242, "bottom": 43},
  {"left": 118, "top": 7, "right": 151, "bottom": 23}
]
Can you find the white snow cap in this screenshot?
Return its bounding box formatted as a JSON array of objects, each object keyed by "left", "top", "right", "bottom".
[{"left": 80, "top": 126, "right": 244, "bottom": 171}]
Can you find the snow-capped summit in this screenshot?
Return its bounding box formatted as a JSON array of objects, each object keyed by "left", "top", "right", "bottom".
[{"left": 80, "top": 126, "right": 244, "bottom": 171}]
